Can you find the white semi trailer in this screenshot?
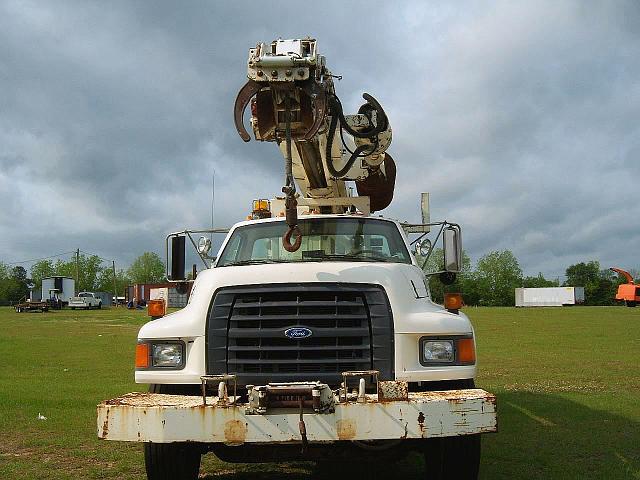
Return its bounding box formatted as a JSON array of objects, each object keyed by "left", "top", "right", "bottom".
[{"left": 97, "top": 38, "right": 497, "bottom": 479}]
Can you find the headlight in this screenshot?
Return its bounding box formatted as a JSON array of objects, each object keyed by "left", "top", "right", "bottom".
[
  {"left": 152, "top": 343, "right": 184, "bottom": 367},
  {"left": 419, "top": 336, "right": 475, "bottom": 366},
  {"left": 423, "top": 340, "right": 454, "bottom": 362},
  {"left": 136, "top": 340, "right": 186, "bottom": 369}
]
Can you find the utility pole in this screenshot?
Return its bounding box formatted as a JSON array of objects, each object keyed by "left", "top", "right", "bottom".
[
  {"left": 75, "top": 248, "right": 80, "bottom": 295},
  {"left": 112, "top": 261, "right": 118, "bottom": 307}
]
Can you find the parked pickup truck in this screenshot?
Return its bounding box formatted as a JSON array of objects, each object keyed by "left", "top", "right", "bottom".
[{"left": 68, "top": 292, "right": 102, "bottom": 310}]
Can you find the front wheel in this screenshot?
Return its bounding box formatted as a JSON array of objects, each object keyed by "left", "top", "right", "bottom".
[
  {"left": 144, "top": 384, "right": 202, "bottom": 480},
  {"left": 424, "top": 434, "right": 481, "bottom": 480},
  {"left": 144, "top": 442, "right": 201, "bottom": 480}
]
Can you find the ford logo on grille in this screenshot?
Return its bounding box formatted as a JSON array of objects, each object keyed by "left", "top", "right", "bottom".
[{"left": 284, "top": 327, "right": 313, "bottom": 339}]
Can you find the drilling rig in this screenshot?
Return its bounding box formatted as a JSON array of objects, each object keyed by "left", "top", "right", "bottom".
[{"left": 97, "top": 38, "right": 497, "bottom": 480}]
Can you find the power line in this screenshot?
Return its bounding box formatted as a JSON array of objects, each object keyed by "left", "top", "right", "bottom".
[
  {"left": 79, "top": 250, "right": 115, "bottom": 263},
  {"left": 6, "top": 251, "right": 77, "bottom": 265},
  {"left": 6, "top": 250, "right": 117, "bottom": 266}
]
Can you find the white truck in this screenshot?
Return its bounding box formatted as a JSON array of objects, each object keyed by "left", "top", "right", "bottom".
[
  {"left": 68, "top": 291, "right": 102, "bottom": 310},
  {"left": 97, "top": 38, "right": 497, "bottom": 479}
]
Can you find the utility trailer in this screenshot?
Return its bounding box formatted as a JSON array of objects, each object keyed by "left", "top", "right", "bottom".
[{"left": 14, "top": 299, "right": 50, "bottom": 313}]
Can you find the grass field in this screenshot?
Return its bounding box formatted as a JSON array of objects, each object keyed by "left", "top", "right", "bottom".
[{"left": 0, "top": 306, "right": 639, "bottom": 479}]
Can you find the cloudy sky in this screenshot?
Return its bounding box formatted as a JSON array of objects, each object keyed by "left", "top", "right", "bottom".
[{"left": 1, "top": 0, "right": 639, "bottom": 279}]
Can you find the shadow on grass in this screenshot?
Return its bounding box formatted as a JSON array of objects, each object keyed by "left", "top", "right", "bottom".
[
  {"left": 198, "top": 392, "right": 640, "bottom": 480},
  {"left": 482, "top": 391, "right": 640, "bottom": 479}
]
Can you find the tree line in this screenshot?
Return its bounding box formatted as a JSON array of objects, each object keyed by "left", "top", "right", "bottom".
[
  {"left": 0, "top": 252, "right": 166, "bottom": 304},
  {"left": 420, "top": 250, "right": 635, "bottom": 307},
  {"left": 1, "top": 248, "right": 635, "bottom": 306}
]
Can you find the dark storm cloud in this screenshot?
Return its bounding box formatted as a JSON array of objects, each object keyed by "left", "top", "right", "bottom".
[{"left": 1, "top": 0, "right": 638, "bottom": 278}]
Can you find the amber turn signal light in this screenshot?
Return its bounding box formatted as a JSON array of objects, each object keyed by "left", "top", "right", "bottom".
[
  {"left": 457, "top": 338, "right": 476, "bottom": 364},
  {"left": 135, "top": 343, "right": 149, "bottom": 368},
  {"left": 444, "top": 293, "right": 463, "bottom": 311},
  {"left": 148, "top": 299, "right": 166, "bottom": 318}
]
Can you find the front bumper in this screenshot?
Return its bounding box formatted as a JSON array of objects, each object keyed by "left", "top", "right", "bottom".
[{"left": 97, "top": 388, "right": 496, "bottom": 444}]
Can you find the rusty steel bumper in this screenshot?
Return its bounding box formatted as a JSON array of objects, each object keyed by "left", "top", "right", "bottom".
[{"left": 97, "top": 389, "right": 497, "bottom": 444}]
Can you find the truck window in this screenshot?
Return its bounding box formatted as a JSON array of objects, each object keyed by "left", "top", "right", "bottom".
[{"left": 217, "top": 218, "right": 411, "bottom": 266}]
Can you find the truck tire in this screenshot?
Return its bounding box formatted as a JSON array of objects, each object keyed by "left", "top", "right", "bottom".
[
  {"left": 423, "top": 379, "right": 481, "bottom": 479},
  {"left": 98, "top": 302, "right": 102, "bottom": 309},
  {"left": 625, "top": 301, "right": 636, "bottom": 307},
  {"left": 424, "top": 434, "right": 481, "bottom": 480},
  {"left": 144, "top": 384, "right": 202, "bottom": 480}
]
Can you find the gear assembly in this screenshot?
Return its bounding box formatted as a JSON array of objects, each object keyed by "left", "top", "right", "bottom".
[{"left": 233, "top": 38, "right": 396, "bottom": 252}]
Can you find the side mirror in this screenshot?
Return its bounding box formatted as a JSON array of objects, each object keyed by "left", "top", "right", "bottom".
[
  {"left": 443, "top": 225, "right": 462, "bottom": 272},
  {"left": 414, "top": 238, "right": 432, "bottom": 257},
  {"left": 169, "top": 235, "right": 186, "bottom": 281},
  {"left": 197, "top": 236, "right": 212, "bottom": 256}
]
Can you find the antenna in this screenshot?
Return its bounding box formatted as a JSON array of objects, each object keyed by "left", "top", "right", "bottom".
[{"left": 210, "top": 168, "right": 215, "bottom": 242}]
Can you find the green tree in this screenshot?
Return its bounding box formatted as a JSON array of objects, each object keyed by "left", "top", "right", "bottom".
[
  {"left": 50, "top": 254, "right": 105, "bottom": 291},
  {"left": 473, "top": 250, "right": 523, "bottom": 306},
  {"left": 522, "top": 272, "right": 560, "bottom": 288},
  {"left": 96, "top": 268, "right": 131, "bottom": 296},
  {"left": 1, "top": 266, "right": 30, "bottom": 302},
  {"left": 0, "top": 262, "right": 10, "bottom": 303},
  {"left": 30, "top": 260, "right": 55, "bottom": 289},
  {"left": 565, "top": 261, "right": 600, "bottom": 289},
  {"left": 127, "top": 252, "right": 166, "bottom": 284},
  {"left": 564, "top": 261, "right": 616, "bottom": 306}
]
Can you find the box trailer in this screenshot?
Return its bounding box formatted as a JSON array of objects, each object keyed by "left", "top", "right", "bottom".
[
  {"left": 515, "top": 287, "right": 585, "bottom": 307},
  {"left": 41, "top": 276, "right": 75, "bottom": 304}
]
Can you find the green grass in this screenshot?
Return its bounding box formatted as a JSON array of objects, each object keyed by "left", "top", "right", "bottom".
[{"left": 0, "top": 306, "right": 639, "bottom": 479}]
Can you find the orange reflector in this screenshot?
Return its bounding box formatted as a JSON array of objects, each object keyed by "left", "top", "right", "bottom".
[
  {"left": 148, "top": 299, "right": 166, "bottom": 318},
  {"left": 457, "top": 338, "right": 476, "bottom": 364},
  {"left": 444, "top": 293, "right": 463, "bottom": 311},
  {"left": 135, "top": 343, "right": 149, "bottom": 368}
]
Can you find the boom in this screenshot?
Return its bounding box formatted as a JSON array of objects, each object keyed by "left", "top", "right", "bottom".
[{"left": 233, "top": 38, "right": 396, "bottom": 250}]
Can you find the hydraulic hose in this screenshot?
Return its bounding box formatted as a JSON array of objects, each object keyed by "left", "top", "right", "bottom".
[{"left": 325, "top": 93, "right": 388, "bottom": 178}]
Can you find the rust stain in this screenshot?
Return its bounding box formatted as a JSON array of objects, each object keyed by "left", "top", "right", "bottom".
[
  {"left": 336, "top": 419, "right": 356, "bottom": 440},
  {"left": 224, "top": 420, "right": 247, "bottom": 445},
  {"left": 378, "top": 380, "right": 409, "bottom": 402},
  {"left": 100, "top": 408, "right": 109, "bottom": 438},
  {"left": 417, "top": 411, "right": 426, "bottom": 437}
]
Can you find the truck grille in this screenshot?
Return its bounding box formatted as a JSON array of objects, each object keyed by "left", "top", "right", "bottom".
[{"left": 206, "top": 284, "right": 394, "bottom": 387}]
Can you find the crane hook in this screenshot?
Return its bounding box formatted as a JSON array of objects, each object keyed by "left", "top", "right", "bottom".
[{"left": 282, "top": 225, "right": 302, "bottom": 252}]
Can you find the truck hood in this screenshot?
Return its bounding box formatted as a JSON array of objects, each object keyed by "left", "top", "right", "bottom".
[{"left": 138, "top": 262, "right": 473, "bottom": 339}]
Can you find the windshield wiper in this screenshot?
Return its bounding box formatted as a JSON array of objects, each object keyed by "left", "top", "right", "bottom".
[
  {"left": 308, "top": 254, "right": 391, "bottom": 263},
  {"left": 224, "top": 259, "right": 287, "bottom": 267}
]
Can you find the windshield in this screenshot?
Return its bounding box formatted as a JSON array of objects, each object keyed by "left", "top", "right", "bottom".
[{"left": 217, "top": 217, "right": 411, "bottom": 267}]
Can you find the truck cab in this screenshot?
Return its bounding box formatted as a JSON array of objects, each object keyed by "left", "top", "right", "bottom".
[{"left": 136, "top": 215, "right": 476, "bottom": 388}]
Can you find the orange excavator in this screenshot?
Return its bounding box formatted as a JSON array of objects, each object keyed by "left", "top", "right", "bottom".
[{"left": 610, "top": 267, "right": 640, "bottom": 307}]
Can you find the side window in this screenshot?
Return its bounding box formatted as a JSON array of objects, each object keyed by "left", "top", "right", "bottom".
[{"left": 224, "top": 235, "right": 243, "bottom": 262}]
